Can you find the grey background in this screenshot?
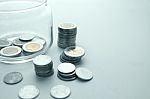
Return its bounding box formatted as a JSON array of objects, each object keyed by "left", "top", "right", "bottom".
[{"left": 0, "top": 0, "right": 150, "bottom": 99}]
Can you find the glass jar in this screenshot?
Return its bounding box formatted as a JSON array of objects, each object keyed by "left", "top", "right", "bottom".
[{"left": 0, "top": 0, "right": 53, "bottom": 63}]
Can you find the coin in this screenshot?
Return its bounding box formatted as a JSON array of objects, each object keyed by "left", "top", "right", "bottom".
[
  {"left": 57, "top": 23, "right": 77, "bottom": 49},
  {"left": 12, "top": 38, "right": 26, "bottom": 47},
  {"left": 50, "top": 85, "right": 71, "bottom": 99},
  {"left": 3, "top": 72, "right": 23, "bottom": 85},
  {"left": 32, "top": 37, "right": 46, "bottom": 45},
  {"left": 57, "top": 63, "right": 76, "bottom": 74},
  {"left": 57, "top": 74, "right": 76, "bottom": 81},
  {"left": 22, "top": 42, "right": 43, "bottom": 53},
  {"left": 18, "top": 85, "right": 40, "bottom": 99},
  {"left": 0, "top": 39, "right": 12, "bottom": 49},
  {"left": 0, "top": 46, "right": 22, "bottom": 57},
  {"left": 76, "top": 68, "right": 93, "bottom": 81},
  {"left": 19, "top": 34, "right": 35, "bottom": 41},
  {"left": 33, "top": 55, "right": 52, "bottom": 66},
  {"left": 64, "top": 46, "right": 85, "bottom": 58}
]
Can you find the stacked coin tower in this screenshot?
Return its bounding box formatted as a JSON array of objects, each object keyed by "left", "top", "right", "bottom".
[
  {"left": 33, "top": 55, "right": 54, "bottom": 77},
  {"left": 57, "top": 63, "right": 77, "bottom": 81},
  {"left": 58, "top": 23, "right": 77, "bottom": 49},
  {"left": 60, "top": 46, "right": 85, "bottom": 64}
]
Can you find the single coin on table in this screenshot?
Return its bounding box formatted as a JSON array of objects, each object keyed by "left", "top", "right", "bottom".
[
  {"left": 18, "top": 85, "right": 40, "bottom": 99},
  {"left": 50, "top": 85, "right": 71, "bottom": 99},
  {"left": 3, "top": 72, "right": 23, "bottom": 85},
  {"left": 76, "top": 67, "right": 93, "bottom": 81}
]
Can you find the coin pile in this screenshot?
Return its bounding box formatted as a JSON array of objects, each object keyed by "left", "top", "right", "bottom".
[
  {"left": 33, "top": 55, "right": 54, "bottom": 77},
  {"left": 57, "top": 63, "right": 77, "bottom": 81},
  {"left": 60, "top": 46, "right": 85, "bottom": 64},
  {"left": 57, "top": 23, "right": 77, "bottom": 49}
]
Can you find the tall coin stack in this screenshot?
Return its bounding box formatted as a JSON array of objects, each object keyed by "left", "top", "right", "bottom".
[
  {"left": 58, "top": 23, "right": 77, "bottom": 49},
  {"left": 33, "top": 55, "right": 54, "bottom": 77}
]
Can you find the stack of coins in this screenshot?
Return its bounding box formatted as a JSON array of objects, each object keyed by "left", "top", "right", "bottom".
[
  {"left": 57, "top": 63, "right": 76, "bottom": 81},
  {"left": 60, "top": 46, "right": 85, "bottom": 64},
  {"left": 33, "top": 55, "right": 54, "bottom": 77},
  {"left": 57, "top": 23, "right": 77, "bottom": 49}
]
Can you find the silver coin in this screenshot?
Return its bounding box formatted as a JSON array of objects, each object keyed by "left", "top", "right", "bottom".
[
  {"left": 76, "top": 68, "right": 93, "bottom": 81},
  {"left": 19, "top": 34, "right": 35, "bottom": 41},
  {"left": 0, "top": 39, "right": 12, "bottom": 48},
  {"left": 3, "top": 72, "right": 23, "bottom": 85},
  {"left": 64, "top": 46, "right": 85, "bottom": 58},
  {"left": 18, "top": 85, "right": 40, "bottom": 99},
  {"left": 60, "top": 55, "right": 80, "bottom": 65},
  {"left": 22, "top": 41, "right": 43, "bottom": 53},
  {"left": 32, "top": 37, "right": 46, "bottom": 45},
  {"left": 57, "top": 63, "right": 76, "bottom": 74},
  {"left": 57, "top": 74, "right": 76, "bottom": 81},
  {"left": 33, "top": 55, "right": 52, "bottom": 66},
  {"left": 50, "top": 85, "right": 71, "bottom": 99},
  {"left": 0, "top": 46, "right": 22, "bottom": 57},
  {"left": 12, "top": 38, "right": 26, "bottom": 47}
]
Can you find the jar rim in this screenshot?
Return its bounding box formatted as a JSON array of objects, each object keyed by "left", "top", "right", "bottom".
[{"left": 0, "top": 0, "right": 47, "bottom": 13}]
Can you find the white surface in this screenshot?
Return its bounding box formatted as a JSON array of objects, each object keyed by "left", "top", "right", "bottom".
[
  {"left": 0, "top": 0, "right": 150, "bottom": 99},
  {"left": 57, "top": 63, "right": 75, "bottom": 74},
  {"left": 33, "top": 55, "right": 52, "bottom": 65}
]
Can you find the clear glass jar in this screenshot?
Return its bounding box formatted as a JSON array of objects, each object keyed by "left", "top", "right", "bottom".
[{"left": 0, "top": 0, "right": 53, "bottom": 63}]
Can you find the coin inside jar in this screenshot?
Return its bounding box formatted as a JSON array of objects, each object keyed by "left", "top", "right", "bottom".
[
  {"left": 19, "top": 34, "right": 35, "bottom": 41},
  {"left": 0, "top": 39, "right": 12, "bottom": 49},
  {"left": 22, "top": 42, "right": 43, "bottom": 53},
  {"left": 0, "top": 46, "right": 22, "bottom": 57}
]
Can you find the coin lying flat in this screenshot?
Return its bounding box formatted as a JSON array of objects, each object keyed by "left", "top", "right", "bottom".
[
  {"left": 22, "top": 42, "right": 43, "bottom": 53},
  {"left": 19, "top": 34, "right": 35, "bottom": 41},
  {"left": 3, "top": 72, "right": 23, "bottom": 85},
  {"left": 32, "top": 38, "right": 46, "bottom": 45},
  {"left": 50, "top": 85, "right": 71, "bottom": 99},
  {"left": 57, "top": 63, "right": 76, "bottom": 74},
  {"left": 64, "top": 46, "right": 85, "bottom": 58},
  {"left": 12, "top": 38, "right": 27, "bottom": 47},
  {"left": 0, "top": 46, "right": 22, "bottom": 57},
  {"left": 76, "top": 68, "right": 93, "bottom": 81},
  {"left": 18, "top": 85, "right": 40, "bottom": 99},
  {"left": 0, "top": 39, "right": 12, "bottom": 49}
]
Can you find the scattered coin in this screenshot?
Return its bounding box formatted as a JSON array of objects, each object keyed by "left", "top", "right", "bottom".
[
  {"left": 19, "top": 34, "right": 35, "bottom": 41},
  {"left": 0, "top": 46, "right": 22, "bottom": 57},
  {"left": 57, "top": 63, "right": 76, "bottom": 74},
  {"left": 0, "top": 39, "right": 12, "bottom": 49},
  {"left": 76, "top": 68, "right": 93, "bottom": 81},
  {"left": 22, "top": 41, "right": 43, "bottom": 53},
  {"left": 3, "top": 72, "right": 23, "bottom": 85},
  {"left": 18, "top": 85, "right": 40, "bottom": 99},
  {"left": 50, "top": 85, "right": 71, "bottom": 99}
]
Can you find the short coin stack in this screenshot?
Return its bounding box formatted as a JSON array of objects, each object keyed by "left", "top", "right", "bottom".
[
  {"left": 33, "top": 55, "right": 54, "bottom": 77},
  {"left": 57, "top": 63, "right": 76, "bottom": 81},
  {"left": 57, "top": 23, "right": 77, "bottom": 49},
  {"left": 60, "top": 46, "right": 85, "bottom": 64}
]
